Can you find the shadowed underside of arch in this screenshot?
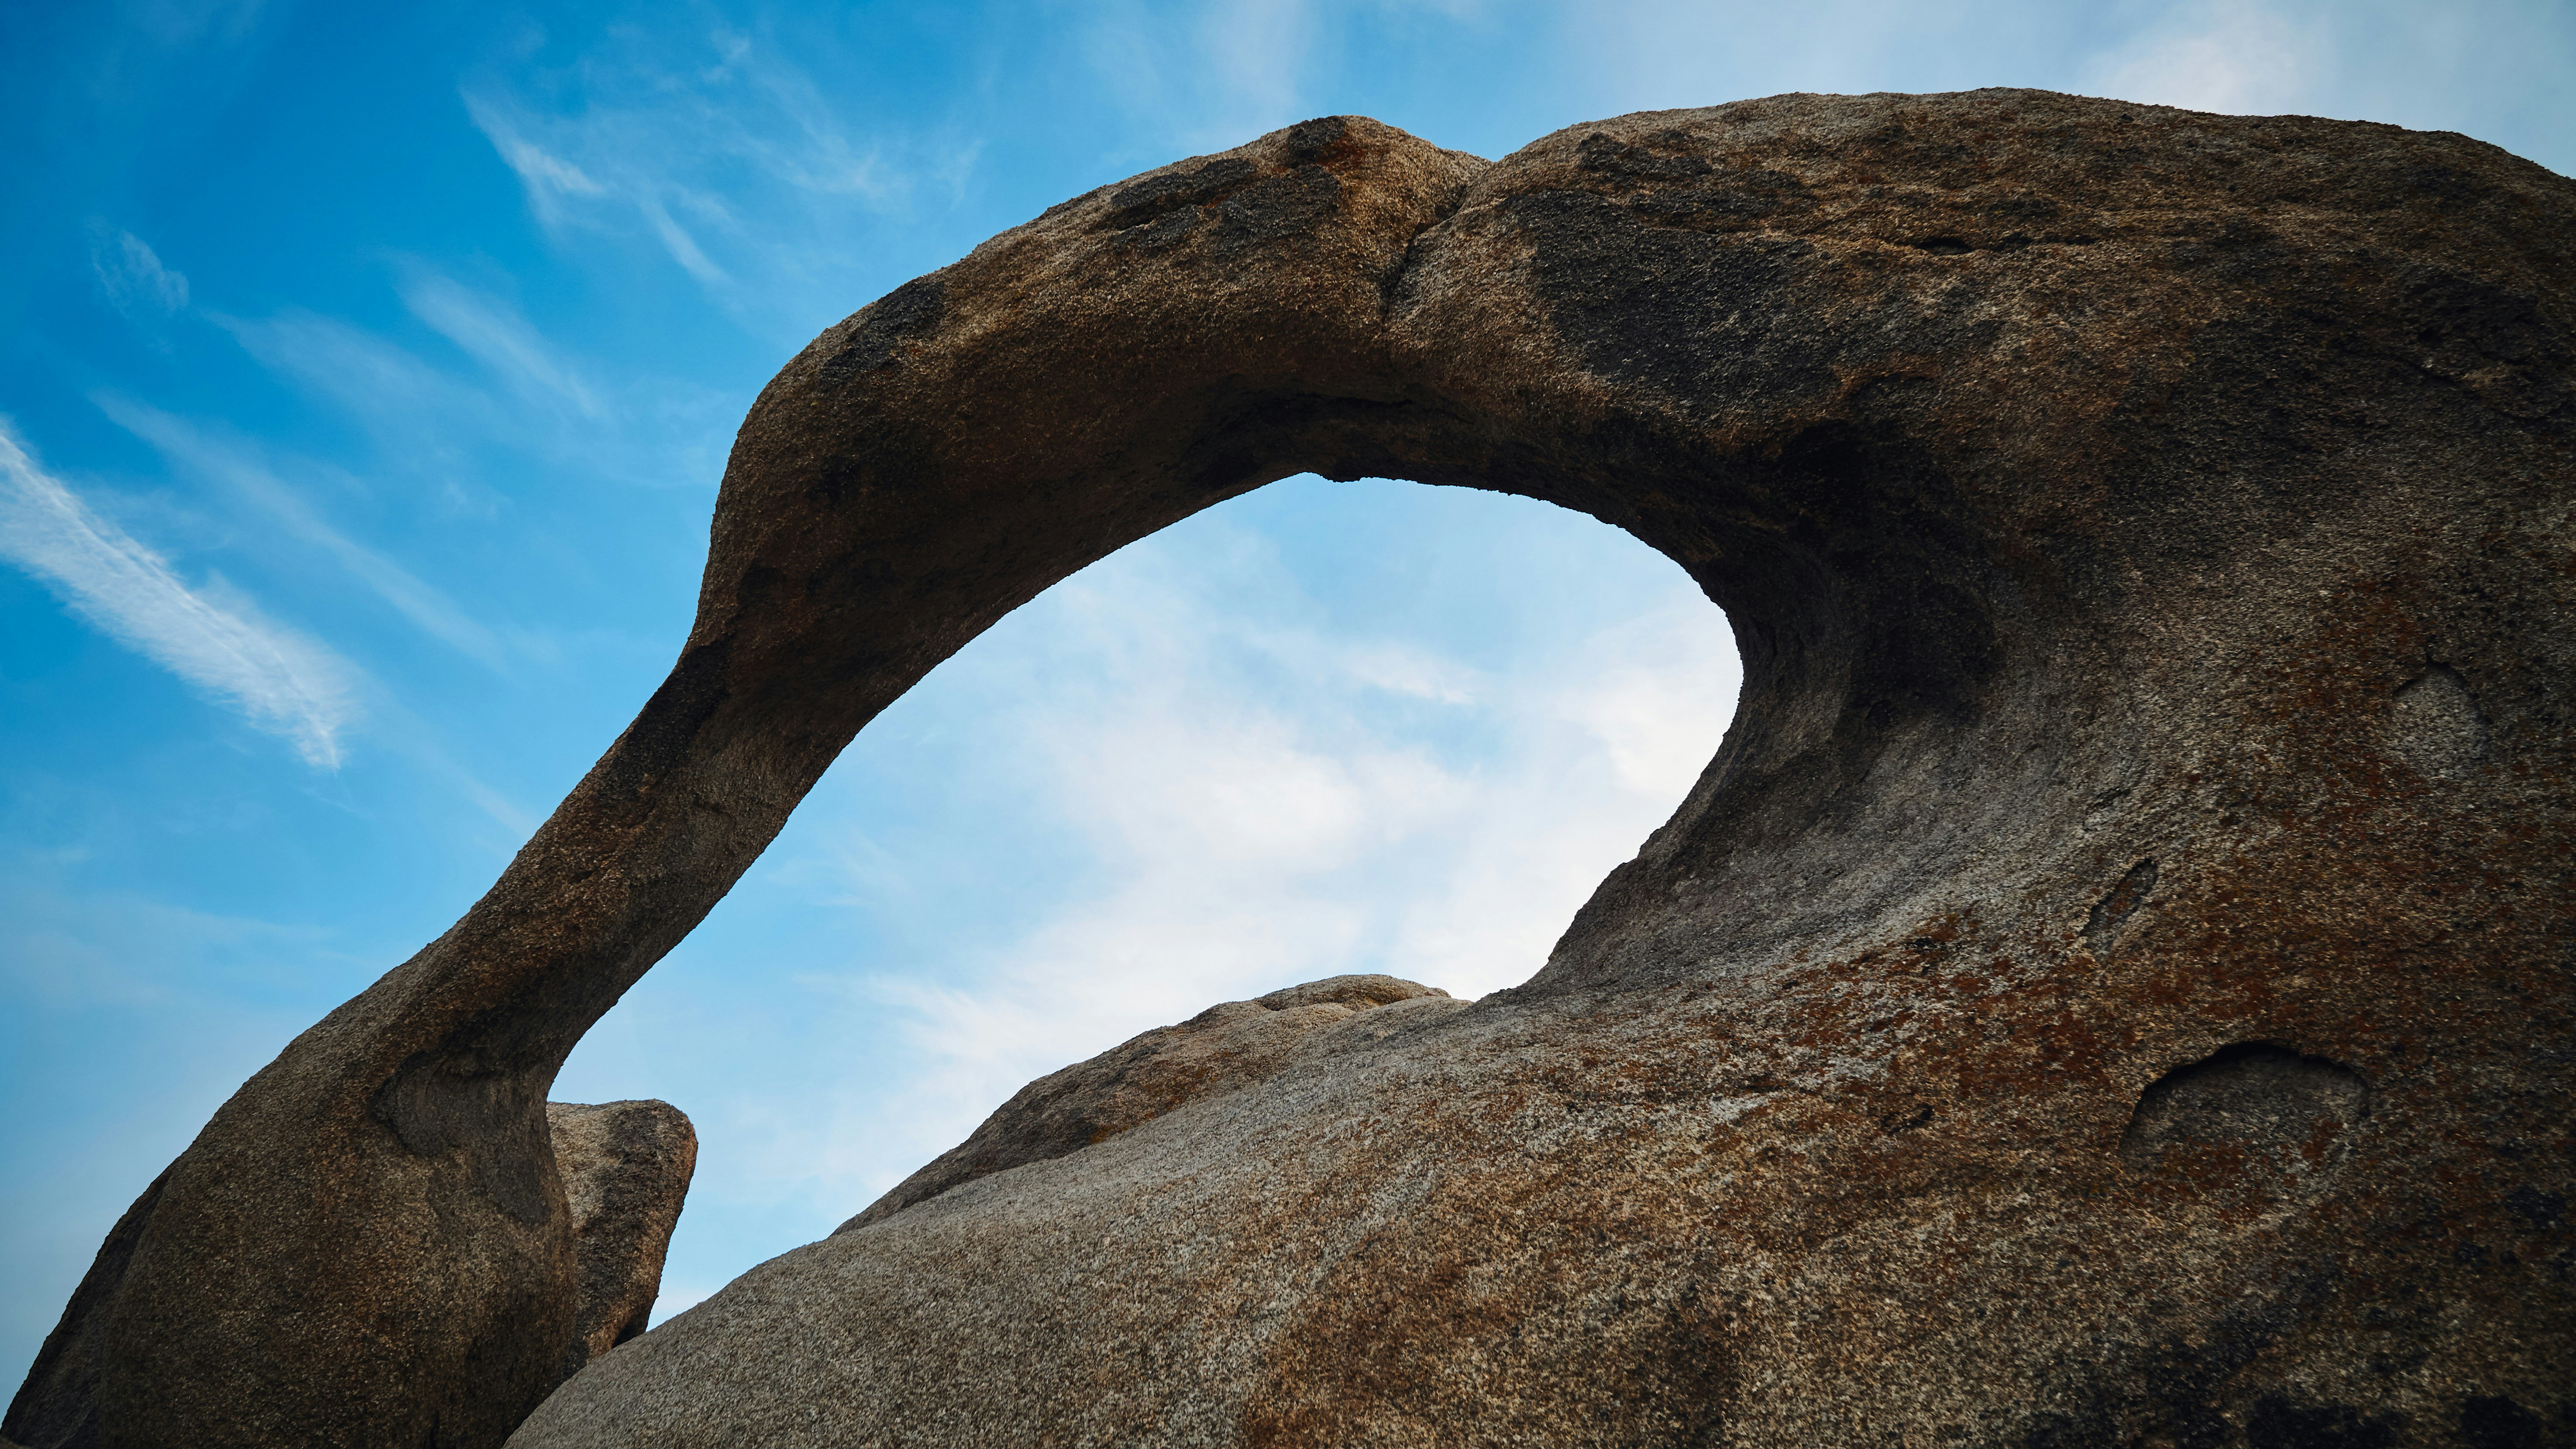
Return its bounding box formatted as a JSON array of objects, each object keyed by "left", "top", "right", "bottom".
[{"left": 14, "top": 90, "right": 2575, "bottom": 1448}]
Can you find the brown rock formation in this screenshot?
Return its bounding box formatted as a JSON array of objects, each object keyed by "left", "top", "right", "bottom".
[{"left": 20, "top": 89, "right": 2576, "bottom": 1446}]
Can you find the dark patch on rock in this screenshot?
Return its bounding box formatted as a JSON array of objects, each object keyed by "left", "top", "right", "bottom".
[
  {"left": 1510, "top": 187, "right": 1838, "bottom": 413},
  {"left": 1278, "top": 115, "right": 1356, "bottom": 165},
  {"left": 2505, "top": 1185, "right": 2569, "bottom": 1232},
  {"left": 2458, "top": 1394, "right": 2551, "bottom": 1449},
  {"left": 1575, "top": 128, "right": 1716, "bottom": 183},
  {"left": 816, "top": 278, "right": 946, "bottom": 379},
  {"left": 2246, "top": 1393, "right": 2406, "bottom": 1448},
  {"left": 1105, "top": 155, "right": 1259, "bottom": 228},
  {"left": 1211, "top": 164, "right": 1342, "bottom": 252},
  {"left": 374, "top": 1055, "right": 554, "bottom": 1225},
  {"left": 1880, "top": 1102, "right": 1936, "bottom": 1134}
]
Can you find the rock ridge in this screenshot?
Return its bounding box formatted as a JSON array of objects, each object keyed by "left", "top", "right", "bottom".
[{"left": 839, "top": 975, "right": 1458, "bottom": 1233}]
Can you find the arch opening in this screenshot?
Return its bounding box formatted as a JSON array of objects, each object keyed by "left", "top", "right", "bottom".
[{"left": 551, "top": 472, "right": 1745, "bottom": 1310}]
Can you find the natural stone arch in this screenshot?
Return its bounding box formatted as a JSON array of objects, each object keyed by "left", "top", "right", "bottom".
[{"left": 14, "top": 90, "right": 2573, "bottom": 1447}]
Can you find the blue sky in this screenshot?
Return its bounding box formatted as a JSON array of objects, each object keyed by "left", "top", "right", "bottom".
[{"left": 3, "top": 0, "right": 2568, "bottom": 1384}]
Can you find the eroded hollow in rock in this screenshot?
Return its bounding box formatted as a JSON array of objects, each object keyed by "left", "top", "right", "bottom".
[{"left": 2121, "top": 1043, "right": 2371, "bottom": 1194}]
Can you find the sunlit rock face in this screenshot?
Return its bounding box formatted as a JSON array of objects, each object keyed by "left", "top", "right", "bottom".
[{"left": 21, "top": 89, "right": 2572, "bottom": 1449}]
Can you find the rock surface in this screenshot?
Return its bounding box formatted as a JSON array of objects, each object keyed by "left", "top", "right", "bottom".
[
  {"left": 22, "top": 89, "right": 2574, "bottom": 1448},
  {"left": 840, "top": 975, "right": 1458, "bottom": 1233},
  {"left": 546, "top": 1102, "right": 698, "bottom": 1378}
]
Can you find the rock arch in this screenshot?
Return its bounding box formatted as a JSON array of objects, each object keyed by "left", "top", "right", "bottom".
[{"left": 14, "top": 90, "right": 2574, "bottom": 1447}]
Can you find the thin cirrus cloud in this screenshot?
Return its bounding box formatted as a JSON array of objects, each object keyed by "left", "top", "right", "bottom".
[
  {"left": 394, "top": 266, "right": 602, "bottom": 421},
  {"left": 1077, "top": 0, "right": 1317, "bottom": 151},
  {"left": 91, "top": 394, "right": 509, "bottom": 669},
  {"left": 211, "top": 306, "right": 500, "bottom": 455},
  {"left": 209, "top": 268, "right": 727, "bottom": 498},
  {"left": 461, "top": 90, "right": 729, "bottom": 282},
  {"left": 0, "top": 419, "right": 358, "bottom": 769},
  {"left": 88, "top": 225, "right": 190, "bottom": 318}
]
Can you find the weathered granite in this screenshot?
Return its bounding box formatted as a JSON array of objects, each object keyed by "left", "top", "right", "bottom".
[
  {"left": 546, "top": 1102, "right": 697, "bottom": 1379},
  {"left": 21, "top": 88, "right": 2573, "bottom": 1447}
]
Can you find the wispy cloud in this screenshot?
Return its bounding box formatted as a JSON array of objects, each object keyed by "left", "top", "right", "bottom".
[
  {"left": 213, "top": 306, "right": 496, "bottom": 447},
  {"left": 0, "top": 872, "right": 327, "bottom": 1009},
  {"left": 211, "top": 272, "right": 731, "bottom": 498},
  {"left": 206, "top": 305, "right": 517, "bottom": 515},
  {"left": 395, "top": 266, "right": 602, "bottom": 420},
  {"left": 93, "top": 394, "right": 508, "bottom": 667},
  {"left": 117, "top": 0, "right": 268, "bottom": 52},
  {"left": 460, "top": 24, "right": 977, "bottom": 325},
  {"left": 1074, "top": 0, "right": 1504, "bottom": 152},
  {"left": 0, "top": 419, "right": 358, "bottom": 767},
  {"left": 473, "top": 107, "right": 606, "bottom": 209},
  {"left": 88, "top": 224, "right": 189, "bottom": 316}
]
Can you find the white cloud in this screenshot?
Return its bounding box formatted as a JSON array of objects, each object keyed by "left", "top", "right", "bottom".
[
  {"left": 93, "top": 394, "right": 507, "bottom": 668},
  {"left": 468, "top": 100, "right": 607, "bottom": 212},
  {"left": 206, "top": 306, "right": 521, "bottom": 518},
  {"left": 1077, "top": 0, "right": 1333, "bottom": 154},
  {"left": 2084, "top": 0, "right": 2321, "bottom": 114},
  {"left": 89, "top": 225, "right": 189, "bottom": 316},
  {"left": 0, "top": 874, "right": 325, "bottom": 1009},
  {"left": 120, "top": 0, "right": 268, "bottom": 50},
  {"left": 0, "top": 419, "right": 358, "bottom": 768},
  {"left": 1076, "top": 0, "right": 1509, "bottom": 151}
]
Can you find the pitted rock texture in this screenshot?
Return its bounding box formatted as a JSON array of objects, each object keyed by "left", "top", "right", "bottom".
[
  {"left": 840, "top": 975, "right": 1456, "bottom": 1233},
  {"left": 546, "top": 1102, "right": 697, "bottom": 1378},
  {"left": 23, "top": 90, "right": 2573, "bottom": 1448}
]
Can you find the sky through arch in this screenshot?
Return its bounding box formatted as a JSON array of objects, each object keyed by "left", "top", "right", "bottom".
[{"left": 556, "top": 477, "right": 1740, "bottom": 1320}]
